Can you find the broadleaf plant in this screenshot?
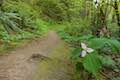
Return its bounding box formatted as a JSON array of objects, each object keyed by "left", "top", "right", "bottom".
[
  {"left": 82, "top": 52, "right": 102, "bottom": 76},
  {"left": 71, "top": 36, "right": 120, "bottom": 79},
  {"left": 88, "top": 38, "right": 120, "bottom": 53}
]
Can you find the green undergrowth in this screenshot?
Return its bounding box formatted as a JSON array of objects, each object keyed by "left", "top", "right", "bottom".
[
  {"left": 0, "top": 21, "right": 53, "bottom": 55},
  {"left": 0, "top": 32, "right": 43, "bottom": 55},
  {"left": 57, "top": 25, "right": 120, "bottom": 80},
  {"left": 0, "top": 0, "right": 55, "bottom": 54}
]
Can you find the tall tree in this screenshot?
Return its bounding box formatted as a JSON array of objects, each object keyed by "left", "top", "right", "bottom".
[
  {"left": 92, "top": 0, "right": 110, "bottom": 37},
  {"left": 113, "top": 0, "right": 120, "bottom": 26}
]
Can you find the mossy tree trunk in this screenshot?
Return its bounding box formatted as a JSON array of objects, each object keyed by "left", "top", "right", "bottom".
[
  {"left": 0, "top": 0, "right": 3, "bottom": 11},
  {"left": 91, "top": 0, "right": 112, "bottom": 37},
  {"left": 113, "top": 1, "right": 120, "bottom": 37},
  {"left": 92, "top": 8, "right": 110, "bottom": 37},
  {"left": 113, "top": 1, "right": 120, "bottom": 26}
]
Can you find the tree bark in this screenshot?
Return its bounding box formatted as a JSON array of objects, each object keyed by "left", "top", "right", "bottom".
[
  {"left": 114, "top": 1, "right": 120, "bottom": 26},
  {"left": 92, "top": 7, "right": 110, "bottom": 37},
  {"left": 113, "top": 1, "right": 120, "bottom": 37},
  {"left": 0, "top": 0, "right": 4, "bottom": 11}
]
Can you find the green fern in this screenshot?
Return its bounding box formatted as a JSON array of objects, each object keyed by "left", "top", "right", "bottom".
[{"left": 0, "top": 11, "right": 21, "bottom": 34}]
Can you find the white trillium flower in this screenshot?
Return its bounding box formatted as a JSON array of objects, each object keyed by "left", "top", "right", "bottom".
[{"left": 81, "top": 43, "right": 94, "bottom": 57}]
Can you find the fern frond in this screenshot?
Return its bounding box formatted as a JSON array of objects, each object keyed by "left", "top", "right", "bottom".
[{"left": 0, "top": 11, "right": 21, "bottom": 34}]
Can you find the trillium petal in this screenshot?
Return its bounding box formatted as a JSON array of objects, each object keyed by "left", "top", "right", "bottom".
[
  {"left": 81, "top": 43, "right": 87, "bottom": 49},
  {"left": 81, "top": 50, "right": 87, "bottom": 57},
  {"left": 86, "top": 48, "right": 94, "bottom": 53}
]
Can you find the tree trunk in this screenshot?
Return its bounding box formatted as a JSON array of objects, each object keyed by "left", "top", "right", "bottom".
[
  {"left": 0, "top": 0, "right": 3, "bottom": 11},
  {"left": 114, "top": 1, "right": 120, "bottom": 26},
  {"left": 92, "top": 7, "right": 110, "bottom": 37},
  {"left": 113, "top": 1, "right": 120, "bottom": 37}
]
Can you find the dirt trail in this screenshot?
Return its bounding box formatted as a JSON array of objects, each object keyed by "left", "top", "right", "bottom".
[{"left": 0, "top": 31, "right": 68, "bottom": 80}]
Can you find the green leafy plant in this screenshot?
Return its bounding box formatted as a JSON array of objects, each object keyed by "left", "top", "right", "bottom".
[
  {"left": 0, "top": 11, "right": 21, "bottom": 34},
  {"left": 88, "top": 38, "right": 120, "bottom": 53},
  {"left": 35, "top": 19, "right": 49, "bottom": 35},
  {"left": 82, "top": 52, "right": 102, "bottom": 76},
  {"left": 70, "top": 36, "right": 120, "bottom": 79},
  {"left": 3, "top": 1, "right": 39, "bottom": 29},
  {"left": 71, "top": 43, "right": 102, "bottom": 78}
]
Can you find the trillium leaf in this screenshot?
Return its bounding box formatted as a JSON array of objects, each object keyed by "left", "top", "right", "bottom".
[
  {"left": 88, "top": 38, "right": 107, "bottom": 49},
  {"left": 82, "top": 52, "right": 102, "bottom": 76},
  {"left": 107, "top": 39, "right": 120, "bottom": 53},
  {"left": 99, "top": 56, "right": 115, "bottom": 66},
  {"left": 88, "top": 38, "right": 120, "bottom": 53},
  {"left": 71, "top": 48, "right": 82, "bottom": 60}
]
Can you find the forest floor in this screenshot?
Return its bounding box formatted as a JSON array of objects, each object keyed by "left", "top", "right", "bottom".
[{"left": 0, "top": 31, "right": 75, "bottom": 80}]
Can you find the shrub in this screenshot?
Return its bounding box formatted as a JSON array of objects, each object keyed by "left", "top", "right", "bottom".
[
  {"left": 35, "top": 0, "right": 88, "bottom": 23},
  {"left": 71, "top": 36, "right": 120, "bottom": 79},
  {"left": 3, "top": 1, "right": 39, "bottom": 29}
]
